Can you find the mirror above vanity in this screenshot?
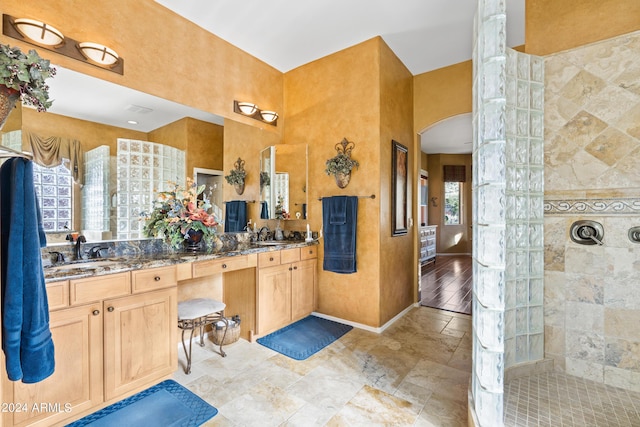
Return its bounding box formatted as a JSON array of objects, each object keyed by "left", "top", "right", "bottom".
[
  {"left": 0, "top": 65, "right": 225, "bottom": 243},
  {"left": 260, "top": 144, "right": 308, "bottom": 220}
]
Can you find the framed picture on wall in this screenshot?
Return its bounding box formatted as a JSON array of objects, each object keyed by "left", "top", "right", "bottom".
[{"left": 392, "top": 140, "right": 408, "bottom": 236}]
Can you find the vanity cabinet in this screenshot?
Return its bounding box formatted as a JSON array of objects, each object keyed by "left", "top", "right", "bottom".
[
  {"left": 2, "top": 268, "right": 177, "bottom": 427},
  {"left": 257, "top": 246, "right": 317, "bottom": 336}
]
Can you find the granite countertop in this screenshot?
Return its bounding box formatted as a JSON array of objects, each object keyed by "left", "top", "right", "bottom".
[{"left": 44, "top": 240, "right": 319, "bottom": 283}]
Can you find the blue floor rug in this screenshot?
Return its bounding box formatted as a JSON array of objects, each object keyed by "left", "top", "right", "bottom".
[
  {"left": 257, "top": 315, "right": 353, "bottom": 360},
  {"left": 66, "top": 380, "right": 217, "bottom": 427}
]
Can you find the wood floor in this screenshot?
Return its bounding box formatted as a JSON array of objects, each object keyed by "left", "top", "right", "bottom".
[{"left": 420, "top": 255, "right": 472, "bottom": 315}]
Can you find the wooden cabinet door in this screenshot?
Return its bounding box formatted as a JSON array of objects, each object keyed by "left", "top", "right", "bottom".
[
  {"left": 103, "top": 287, "right": 177, "bottom": 401},
  {"left": 257, "top": 264, "right": 292, "bottom": 335},
  {"left": 3, "top": 303, "right": 103, "bottom": 427},
  {"left": 291, "top": 259, "right": 316, "bottom": 321}
]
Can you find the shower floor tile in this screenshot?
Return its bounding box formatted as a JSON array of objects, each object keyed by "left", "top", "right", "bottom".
[{"left": 505, "top": 371, "right": 640, "bottom": 426}]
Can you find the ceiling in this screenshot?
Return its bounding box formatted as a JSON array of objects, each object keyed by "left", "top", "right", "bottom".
[{"left": 49, "top": 1, "right": 525, "bottom": 150}]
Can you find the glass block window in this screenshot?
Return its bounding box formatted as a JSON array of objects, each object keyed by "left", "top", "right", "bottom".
[{"left": 33, "top": 161, "right": 73, "bottom": 232}]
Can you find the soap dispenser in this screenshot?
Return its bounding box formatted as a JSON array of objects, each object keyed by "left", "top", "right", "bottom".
[{"left": 275, "top": 222, "right": 284, "bottom": 241}]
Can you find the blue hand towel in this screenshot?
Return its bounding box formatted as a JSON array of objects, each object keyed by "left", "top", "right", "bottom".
[
  {"left": 322, "top": 196, "right": 358, "bottom": 274},
  {"left": 224, "top": 201, "right": 247, "bottom": 232},
  {"left": 260, "top": 201, "right": 270, "bottom": 219},
  {"left": 0, "top": 158, "right": 55, "bottom": 383}
]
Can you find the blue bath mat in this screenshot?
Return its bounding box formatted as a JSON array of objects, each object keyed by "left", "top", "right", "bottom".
[
  {"left": 66, "top": 380, "right": 217, "bottom": 427},
  {"left": 257, "top": 315, "right": 353, "bottom": 360}
]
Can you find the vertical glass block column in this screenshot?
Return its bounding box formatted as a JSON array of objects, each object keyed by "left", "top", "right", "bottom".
[
  {"left": 82, "top": 145, "right": 110, "bottom": 237},
  {"left": 472, "top": 1, "right": 544, "bottom": 425},
  {"left": 116, "top": 139, "right": 185, "bottom": 240},
  {"left": 505, "top": 50, "right": 545, "bottom": 367}
]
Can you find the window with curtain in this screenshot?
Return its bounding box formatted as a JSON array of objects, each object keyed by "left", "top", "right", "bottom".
[{"left": 443, "top": 165, "right": 465, "bottom": 226}]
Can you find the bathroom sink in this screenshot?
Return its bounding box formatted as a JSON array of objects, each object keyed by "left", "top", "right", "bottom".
[{"left": 47, "top": 260, "right": 120, "bottom": 271}]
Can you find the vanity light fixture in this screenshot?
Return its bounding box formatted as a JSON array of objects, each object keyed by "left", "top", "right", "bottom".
[
  {"left": 260, "top": 110, "right": 278, "bottom": 123},
  {"left": 233, "top": 100, "right": 278, "bottom": 126},
  {"left": 13, "top": 18, "right": 64, "bottom": 47},
  {"left": 236, "top": 102, "right": 258, "bottom": 116},
  {"left": 2, "top": 14, "right": 124, "bottom": 75},
  {"left": 77, "top": 42, "right": 119, "bottom": 66}
]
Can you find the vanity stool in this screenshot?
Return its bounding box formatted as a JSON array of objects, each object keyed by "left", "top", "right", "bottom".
[{"left": 177, "top": 298, "right": 229, "bottom": 374}]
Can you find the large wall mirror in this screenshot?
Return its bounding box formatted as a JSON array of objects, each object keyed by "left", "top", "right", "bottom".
[
  {"left": 0, "top": 65, "right": 225, "bottom": 243},
  {"left": 260, "top": 144, "right": 308, "bottom": 220}
]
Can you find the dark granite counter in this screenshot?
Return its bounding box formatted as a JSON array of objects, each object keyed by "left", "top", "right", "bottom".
[{"left": 44, "top": 240, "right": 319, "bottom": 283}]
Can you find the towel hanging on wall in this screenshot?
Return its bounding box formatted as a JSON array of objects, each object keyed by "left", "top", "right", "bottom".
[
  {"left": 0, "top": 157, "right": 55, "bottom": 383},
  {"left": 322, "top": 196, "right": 358, "bottom": 274},
  {"left": 224, "top": 200, "right": 247, "bottom": 232}
]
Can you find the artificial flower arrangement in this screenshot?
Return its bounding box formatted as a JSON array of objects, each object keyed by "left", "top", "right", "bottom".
[
  {"left": 141, "top": 178, "right": 219, "bottom": 249},
  {"left": 0, "top": 43, "right": 56, "bottom": 112}
]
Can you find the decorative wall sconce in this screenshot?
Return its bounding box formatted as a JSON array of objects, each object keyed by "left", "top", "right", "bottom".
[
  {"left": 430, "top": 197, "right": 438, "bottom": 207},
  {"left": 233, "top": 100, "right": 278, "bottom": 126},
  {"left": 2, "top": 14, "right": 124, "bottom": 75}
]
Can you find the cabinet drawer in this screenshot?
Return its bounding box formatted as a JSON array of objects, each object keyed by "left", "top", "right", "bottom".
[
  {"left": 131, "top": 265, "right": 177, "bottom": 294},
  {"left": 300, "top": 245, "right": 317, "bottom": 260},
  {"left": 258, "top": 251, "right": 281, "bottom": 267},
  {"left": 46, "top": 280, "right": 69, "bottom": 310},
  {"left": 192, "top": 254, "right": 257, "bottom": 277},
  {"left": 280, "top": 248, "right": 301, "bottom": 264},
  {"left": 70, "top": 272, "right": 131, "bottom": 305}
]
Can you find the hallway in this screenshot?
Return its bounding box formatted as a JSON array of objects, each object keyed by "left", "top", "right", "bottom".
[{"left": 419, "top": 255, "right": 472, "bottom": 315}]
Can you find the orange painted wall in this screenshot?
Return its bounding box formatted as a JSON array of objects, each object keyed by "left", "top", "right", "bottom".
[
  {"left": 413, "top": 60, "right": 472, "bottom": 135},
  {"left": 379, "top": 41, "right": 415, "bottom": 325},
  {"left": 284, "top": 38, "right": 382, "bottom": 327},
  {"left": 526, "top": 0, "right": 640, "bottom": 56}
]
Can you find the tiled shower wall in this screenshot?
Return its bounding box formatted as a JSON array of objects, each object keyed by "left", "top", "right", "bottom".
[{"left": 544, "top": 30, "right": 640, "bottom": 392}]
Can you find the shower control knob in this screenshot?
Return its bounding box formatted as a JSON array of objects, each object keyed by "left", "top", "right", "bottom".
[{"left": 629, "top": 226, "right": 640, "bottom": 243}]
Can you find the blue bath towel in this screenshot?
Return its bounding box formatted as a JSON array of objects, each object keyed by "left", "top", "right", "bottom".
[
  {"left": 322, "top": 196, "right": 358, "bottom": 274},
  {"left": 0, "top": 158, "right": 55, "bottom": 383},
  {"left": 224, "top": 201, "right": 247, "bottom": 232}
]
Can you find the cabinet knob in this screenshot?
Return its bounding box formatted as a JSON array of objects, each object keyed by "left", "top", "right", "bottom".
[
  {"left": 289, "top": 267, "right": 293, "bottom": 271},
  {"left": 269, "top": 257, "right": 274, "bottom": 261},
  {"left": 222, "top": 264, "right": 227, "bottom": 269},
  {"left": 107, "top": 306, "right": 115, "bottom": 312},
  {"left": 92, "top": 309, "right": 100, "bottom": 316},
  {"left": 294, "top": 266, "right": 298, "bottom": 270},
  {"left": 154, "top": 276, "right": 161, "bottom": 281}
]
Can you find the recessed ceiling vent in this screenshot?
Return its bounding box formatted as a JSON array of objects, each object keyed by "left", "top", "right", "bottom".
[{"left": 125, "top": 104, "right": 153, "bottom": 114}]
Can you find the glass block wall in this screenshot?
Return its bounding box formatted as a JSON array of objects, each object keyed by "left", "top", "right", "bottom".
[
  {"left": 471, "top": 1, "right": 544, "bottom": 425},
  {"left": 82, "top": 145, "right": 111, "bottom": 237},
  {"left": 116, "top": 139, "right": 185, "bottom": 240},
  {"left": 33, "top": 162, "right": 73, "bottom": 232}
]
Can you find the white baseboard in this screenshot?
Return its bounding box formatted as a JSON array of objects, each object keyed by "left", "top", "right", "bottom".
[{"left": 312, "top": 302, "right": 418, "bottom": 334}]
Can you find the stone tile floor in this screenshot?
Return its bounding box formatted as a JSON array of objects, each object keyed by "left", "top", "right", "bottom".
[{"left": 174, "top": 306, "right": 472, "bottom": 426}]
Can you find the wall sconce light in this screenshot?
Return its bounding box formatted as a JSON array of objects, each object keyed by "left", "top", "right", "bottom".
[
  {"left": 233, "top": 100, "right": 278, "bottom": 126},
  {"left": 2, "top": 14, "right": 124, "bottom": 75},
  {"left": 430, "top": 197, "right": 438, "bottom": 207}
]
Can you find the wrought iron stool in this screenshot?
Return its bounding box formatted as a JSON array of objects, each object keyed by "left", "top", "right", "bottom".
[{"left": 177, "top": 298, "right": 228, "bottom": 374}]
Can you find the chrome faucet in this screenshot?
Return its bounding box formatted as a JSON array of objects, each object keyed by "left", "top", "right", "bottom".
[
  {"left": 74, "top": 235, "right": 86, "bottom": 260},
  {"left": 258, "top": 226, "right": 270, "bottom": 241}
]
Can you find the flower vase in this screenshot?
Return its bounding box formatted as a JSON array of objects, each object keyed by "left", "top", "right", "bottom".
[
  {"left": 0, "top": 86, "right": 20, "bottom": 131},
  {"left": 185, "top": 229, "right": 204, "bottom": 252},
  {"left": 334, "top": 172, "right": 351, "bottom": 188},
  {"left": 234, "top": 182, "right": 245, "bottom": 195}
]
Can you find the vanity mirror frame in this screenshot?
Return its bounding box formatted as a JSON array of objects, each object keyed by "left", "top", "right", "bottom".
[{"left": 260, "top": 144, "right": 308, "bottom": 221}]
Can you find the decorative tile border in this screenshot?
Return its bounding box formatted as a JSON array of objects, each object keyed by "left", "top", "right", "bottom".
[{"left": 544, "top": 198, "right": 640, "bottom": 215}]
